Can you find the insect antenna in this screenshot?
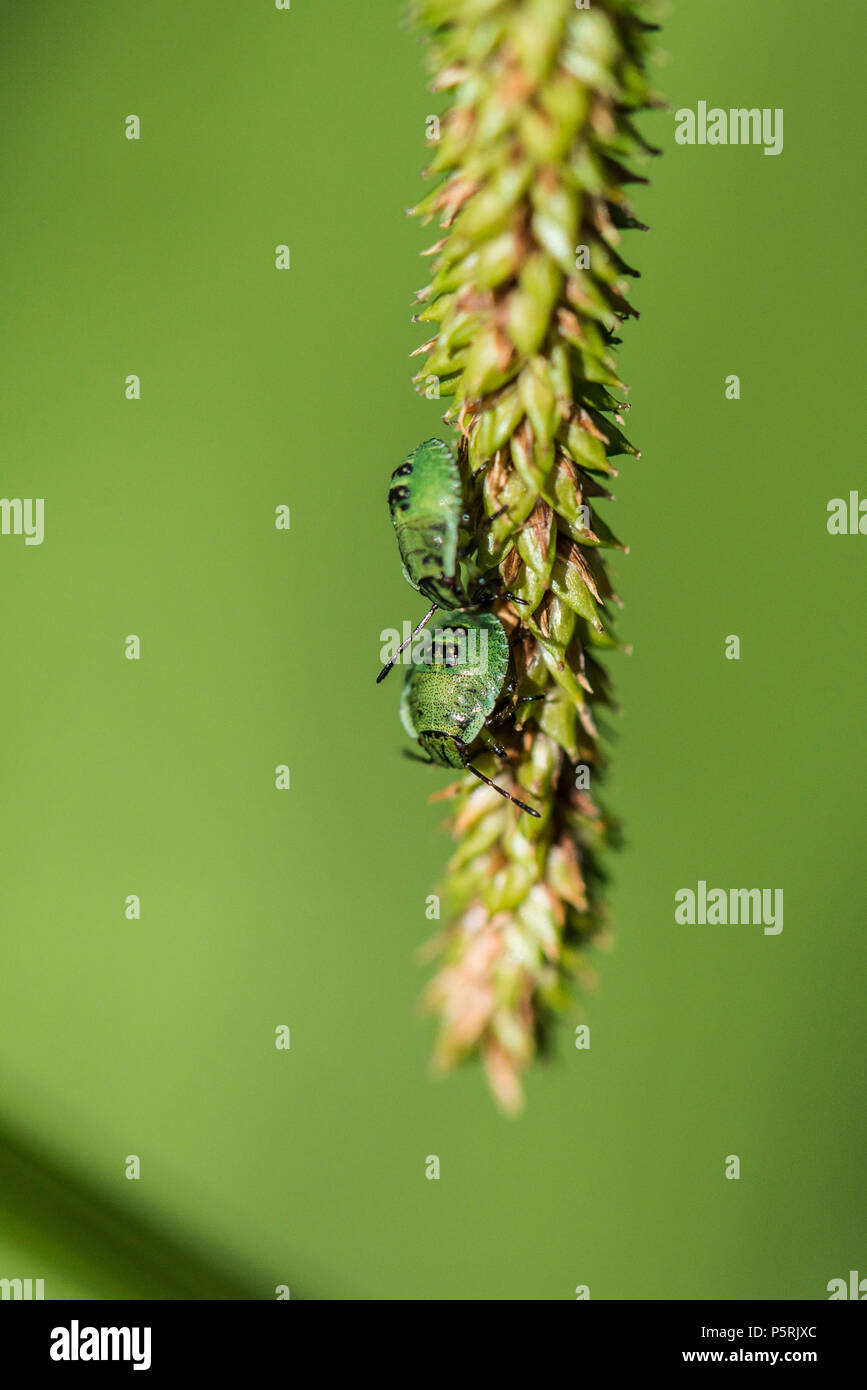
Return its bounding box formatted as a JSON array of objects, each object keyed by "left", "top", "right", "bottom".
[
  {"left": 376, "top": 603, "right": 438, "bottom": 683},
  {"left": 466, "top": 764, "right": 541, "bottom": 817}
]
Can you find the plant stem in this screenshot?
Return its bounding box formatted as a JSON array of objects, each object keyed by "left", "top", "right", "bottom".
[{"left": 409, "top": 0, "right": 661, "bottom": 1112}]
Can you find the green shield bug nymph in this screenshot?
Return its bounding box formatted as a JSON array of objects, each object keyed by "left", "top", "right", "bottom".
[
  {"left": 378, "top": 438, "right": 518, "bottom": 683},
  {"left": 388, "top": 437, "right": 464, "bottom": 609},
  {"left": 399, "top": 610, "right": 541, "bottom": 817}
]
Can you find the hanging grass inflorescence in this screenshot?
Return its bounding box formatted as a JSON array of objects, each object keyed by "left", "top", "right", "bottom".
[{"left": 406, "top": 0, "right": 662, "bottom": 1113}]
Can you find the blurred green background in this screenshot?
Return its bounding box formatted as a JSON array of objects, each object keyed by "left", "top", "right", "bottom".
[{"left": 0, "top": 0, "right": 863, "bottom": 1300}]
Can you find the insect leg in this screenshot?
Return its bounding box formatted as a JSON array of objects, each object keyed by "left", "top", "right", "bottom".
[
  {"left": 478, "top": 728, "right": 508, "bottom": 758},
  {"left": 487, "top": 692, "right": 546, "bottom": 729},
  {"left": 486, "top": 706, "right": 512, "bottom": 730},
  {"left": 480, "top": 504, "right": 508, "bottom": 529}
]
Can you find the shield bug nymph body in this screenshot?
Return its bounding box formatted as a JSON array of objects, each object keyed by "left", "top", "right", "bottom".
[
  {"left": 399, "top": 610, "right": 541, "bottom": 817},
  {"left": 388, "top": 437, "right": 465, "bottom": 609},
  {"left": 378, "top": 438, "right": 515, "bottom": 683}
]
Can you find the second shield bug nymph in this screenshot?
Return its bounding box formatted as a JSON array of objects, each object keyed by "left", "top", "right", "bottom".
[{"left": 399, "top": 610, "right": 542, "bottom": 817}]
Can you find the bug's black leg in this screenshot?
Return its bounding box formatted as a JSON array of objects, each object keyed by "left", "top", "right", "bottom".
[
  {"left": 480, "top": 504, "right": 508, "bottom": 530},
  {"left": 504, "top": 590, "right": 529, "bottom": 607},
  {"left": 486, "top": 706, "right": 513, "bottom": 731},
  {"left": 376, "top": 603, "right": 438, "bottom": 683},
  {"left": 466, "top": 764, "right": 541, "bottom": 817},
  {"left": 478, "top": 728, "right": 508, "bottom": 758},
  {"left": 487, "top": 693, "right": 545, "bottom": 730}
]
